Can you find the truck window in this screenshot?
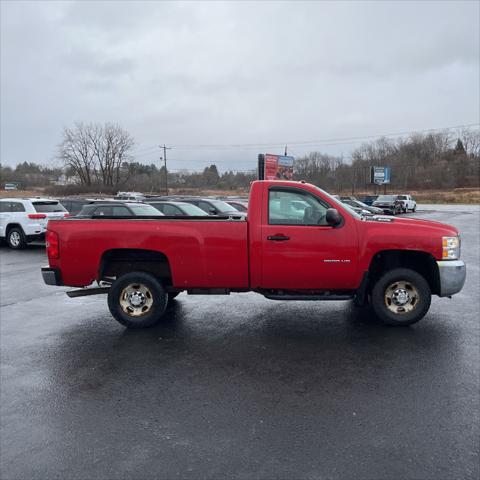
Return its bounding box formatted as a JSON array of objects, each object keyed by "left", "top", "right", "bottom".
[{"left": 268, "top": 189, "right": 329, "bottom": 226}]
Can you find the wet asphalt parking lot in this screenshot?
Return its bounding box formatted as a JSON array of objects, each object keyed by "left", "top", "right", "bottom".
[{"left": 1, "top": 205, "right": 479, "bottom": 480}]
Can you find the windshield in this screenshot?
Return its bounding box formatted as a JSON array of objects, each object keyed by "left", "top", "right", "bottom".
[
  {"left": 177, "top": 203, "right": 209, "bottom": 215},
  {"left": 210, "top": 200, "right": 239, "bottom": 213},
  {"left": 33, "top": 201, "right": 66, "bottom": 213},
  {"left": 351, "top": 200, "right": 370, "bottom": 208},
  {"left": 229, "top": 202, "right": 248, "bottom": 212},
  {"left": 129, "top": 205, "right": 164, "bottom": 216},
  {"left": 376, "top": 195, "right": 396, "bottom": 202}
]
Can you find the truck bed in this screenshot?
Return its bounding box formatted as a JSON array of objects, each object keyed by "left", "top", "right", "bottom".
[{"left": 47, "top": 217, "right": 249, "bottom": 288}]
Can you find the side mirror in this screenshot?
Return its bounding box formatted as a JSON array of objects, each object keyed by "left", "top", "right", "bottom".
[
  {"left": 209, "top": 208, "right": 218, "bottom": 215},
  {"left": 326, "top": 208, "right": 342, "bottom": 227}
]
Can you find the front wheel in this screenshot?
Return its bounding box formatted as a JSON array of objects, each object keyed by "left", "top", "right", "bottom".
[
  {"left": 107, "top": 272, "right": 168, "bottom": 328},
  {"left": 371, "top": 268, "right": 431, "bottom": 326}
]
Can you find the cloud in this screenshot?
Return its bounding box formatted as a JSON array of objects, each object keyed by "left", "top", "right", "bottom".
[{"left": 1, "top": 0, "right": 478, "bottom": 171}]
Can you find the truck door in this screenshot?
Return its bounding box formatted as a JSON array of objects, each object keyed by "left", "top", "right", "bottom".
[{"left": 261, "top": 186, "right": 359, "bottom": 290}]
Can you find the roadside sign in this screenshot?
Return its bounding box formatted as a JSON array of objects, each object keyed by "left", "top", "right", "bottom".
[
  {"left": 370, "top": 166, "right": 391, "bottom": 185},
  {"left": 263, "top": 154, "right": 295, "bottom": 180}
]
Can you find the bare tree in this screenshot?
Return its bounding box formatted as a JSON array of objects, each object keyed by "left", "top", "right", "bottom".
[
  {"left": 58, "top": 122, "right": 134, "bottom": 187},
  {"left": 460, "top": 128, "right": 480, "bottom": 157},
  {"left": 57, "top": 123, "right": 96, "bottom": 185}
]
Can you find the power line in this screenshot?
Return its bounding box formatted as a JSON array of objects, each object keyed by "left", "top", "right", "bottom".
[
  {"left": 133, "top": 123, "right": 479, "bottom": 154},
  {"left": 132, "top": 145, "right": 158, "bottom": 155},
  {"left": 171, "top": 123, "right": 479, "bottom": 149}
]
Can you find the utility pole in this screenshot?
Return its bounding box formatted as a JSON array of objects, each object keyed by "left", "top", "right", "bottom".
[
  {"left": 159, "top": 144, "right": 171, "bottom": 195},
  {"left": 284, "top": 145, "right": 288, "bottom": 156}
]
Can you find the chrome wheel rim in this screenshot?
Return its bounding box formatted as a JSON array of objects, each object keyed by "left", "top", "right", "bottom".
[
  {"left": 384, "top": 281, "right": 419, "bottom": 314},
  {"left": 9, "top": 231, "right": 20, "bottom": 247},
  {"left": 119, "top": 283, "right": 153, "bottom": 317}
]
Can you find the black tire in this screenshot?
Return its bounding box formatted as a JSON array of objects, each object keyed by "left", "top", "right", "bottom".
[
  {"left": 107, "top": 272, "right": 168, "bottom": 329},
  {"left": 7, "top": 227, "right": 27, "bottom": 249},
  {"left": 167, "top": 292, "right": 180, "bottom": 304},
  {"left": 412, "top": 206, "right": 417, "bottom": 212},
  {"left": 371, "top": 268, "right": 431, "bottom": 326}
]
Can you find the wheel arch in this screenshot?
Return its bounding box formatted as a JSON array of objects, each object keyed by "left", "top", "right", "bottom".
[
  {"left": 99, "top": 248, "right": 173, "bottom": 286},
  {"left": 6, "top": 223, "right": 24, "bottom": 234},
  {"left": 367, "top": 249, "right": 440, "bottom": 295}
]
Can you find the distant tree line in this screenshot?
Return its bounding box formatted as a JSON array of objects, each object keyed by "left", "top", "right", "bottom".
[
  {"left": 119, "top": 163, "right": 256, "bottom": 193},
  {"left": 294, "top": 129, "right": 479, "bottom": 193},
  {"left": 0, "top": 160, "right": 256, "bottom": 194},
  {"left": 1, "top": 124, "right": 478, "bottom": 194},
  {"left": 0, "top": 162, "right": 63, "bottom": 189}
]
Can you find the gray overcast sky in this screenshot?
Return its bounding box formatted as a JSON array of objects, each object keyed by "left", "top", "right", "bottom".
[{"left": 1, "top": 0, "right": 479, "bottom": 172}]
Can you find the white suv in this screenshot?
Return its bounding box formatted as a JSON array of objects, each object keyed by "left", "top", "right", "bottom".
[
  {"left": 0, "top": 198, "right": 68, "bottom": 249},
  {"left": 397, "top": 195, "right": 417, "bottom": 213}
]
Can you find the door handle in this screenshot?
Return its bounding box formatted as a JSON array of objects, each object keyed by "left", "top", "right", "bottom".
[{"left": 267, "top": 235, "right": 290, "bottom": 241}]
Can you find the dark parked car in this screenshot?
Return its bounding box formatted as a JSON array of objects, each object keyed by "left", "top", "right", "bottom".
[
  {"left": 148, "top": 201, "right": 209, "bottom": 216},
  {"left": 180, "top": 198, "right": 246, "bottom": 217},
  {"left": 59, "top": 198, "right": 136, "bottom": 216},
  {"left": 361, "top": 195, "right": 379, "bottom": 206},
  {"left": 58, "top": 198, "right": 95, "bottom": 215},
  {"left": 341, "top": 199, "right": 384, "bottom": 215},
  {"left": 372, "top": 195, "right": 404, "bottom": 215},
  {"left": 76, "top": 203, "right": 164, "bottom": 218},
  {"left": 225, "top": 200, "right": 248, "bottom": 212}
]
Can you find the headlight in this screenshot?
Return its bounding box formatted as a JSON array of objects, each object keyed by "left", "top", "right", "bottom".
[{"left": 442, "top": 236, "right": 460, "bottom": 260}]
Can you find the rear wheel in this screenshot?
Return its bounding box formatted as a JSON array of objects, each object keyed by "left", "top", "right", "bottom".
[
  {"left": 107, "top": 272, "right": 168, "bottom": 328},
  {"left": 371, "top": 268, "right": 431, "bottom": 326},
  {"left": 7, "top": 227, "right": 27, "bottom": 249}
]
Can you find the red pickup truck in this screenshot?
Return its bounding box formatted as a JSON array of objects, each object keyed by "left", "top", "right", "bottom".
[{"left": 42, "top": 180, "right": 466, "bottom": 328}]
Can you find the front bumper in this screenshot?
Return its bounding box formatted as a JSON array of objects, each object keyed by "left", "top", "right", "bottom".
[
  {"left": 437, "top": 260, "right": 466, "bottom": 297},
  {"left": 375, "top": 205, "right": 395, "bottom": 214},
  {"left": 41, "top": 267, "right": 63, "bottom": 286}
]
